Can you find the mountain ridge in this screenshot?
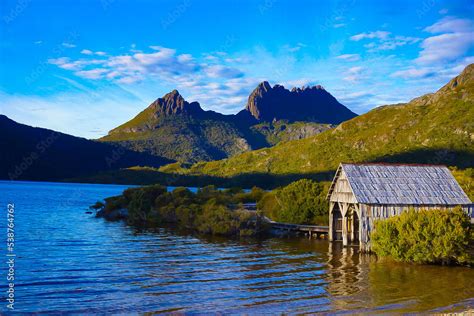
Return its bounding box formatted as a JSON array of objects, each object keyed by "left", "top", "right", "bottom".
[{"left": 100, "top": 81, "right": 355, "bottom": 162}]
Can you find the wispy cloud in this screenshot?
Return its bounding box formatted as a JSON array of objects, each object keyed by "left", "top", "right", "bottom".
[
  {"left": 49, "top": 45, "right": 247, "bottom": 84},
  {"left": 336, "top": 54, "right": 360, "bottom": 61},
  {"left": 351, "top": 30, "right": 420, "bottom": 52},
  {"left": 391, "top": 68, "right": 434, "bottom": 79},
  {"left": 282, "top": 43, "right": 307, "bottom": 53},
  {"left": 343, "top": 66, "right": 366, "bottom": 82},
  {"left": 62, "top": 42, "right": 76, "bottom": 48},
  {"left": 416, "top": 16, "right": 474, "bottom": 64},
  {"left": 81, "top": 49, "right": 107, "bottom": 56},
  {"left": 350, "top": 31, "right": 390, "bottom": 41}
]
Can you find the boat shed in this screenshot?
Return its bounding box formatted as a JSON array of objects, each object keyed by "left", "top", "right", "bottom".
[{"left": 327, "top": 163, "right": 473, "bottom": 251}]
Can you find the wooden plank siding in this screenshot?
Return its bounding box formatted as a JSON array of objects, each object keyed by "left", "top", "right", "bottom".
[{"left": 327, "top": 163, "right": 474, "bottom": 252}]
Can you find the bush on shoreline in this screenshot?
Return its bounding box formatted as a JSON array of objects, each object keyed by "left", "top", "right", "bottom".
[
  {"left": 371, "top": 208, "right": 473, "bottom": 265},
  {"left": 95, "top": 185, "right": 269, "bottom": 237},
  {"left": 257, "top": 179, "right": 329, "bottom": 225}
]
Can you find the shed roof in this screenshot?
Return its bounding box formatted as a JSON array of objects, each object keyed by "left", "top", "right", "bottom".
[{"left": 328, "top": 163, "right": 472, "bottom": 205}]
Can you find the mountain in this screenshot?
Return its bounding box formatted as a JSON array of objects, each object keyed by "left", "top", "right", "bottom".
[
  {"left": 0, "top": 115, "right": 172, "bottom": 181},
  {"left": 180, "top": 64, "right": 474, "bottom": 178},
  {"left": 239, "top": 82, "right": 357, "bottom": 123},
  {"left": 100, "top": 83, "right": 354, "bottom": 162},
  {"left": 100, "top": 90, "right": 258, "bottom": 162}
]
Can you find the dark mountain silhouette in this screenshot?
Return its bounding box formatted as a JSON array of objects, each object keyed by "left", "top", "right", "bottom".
[
  {"left": 240, "top": 82, "right": 357, "bottom": 123},
  {"left": 0, "top": 115, "right": 172, "bottom": 181}
]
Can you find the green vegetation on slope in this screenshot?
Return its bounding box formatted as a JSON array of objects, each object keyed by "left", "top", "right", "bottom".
[
  {"left": 371, "top": 208, "right": 473, "bottom": 265},
  {"left": 102, "top": 116, "right": 333, "bottom": 163},
  {"left": 101, "top": 115, "right": 253, "bottom": 163},
  {"left": 451, "top": 167, "right": 474, "bottom": 201},
  {"left": 251, "top": 120, "right": 333, "bottom": 146},
  {"left": 180, "top": 64, "right": 474, "bottom": 177}
]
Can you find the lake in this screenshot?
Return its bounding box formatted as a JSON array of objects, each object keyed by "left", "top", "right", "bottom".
[{"left": 0, "top": 180, "right": 473, "bottom": 313}]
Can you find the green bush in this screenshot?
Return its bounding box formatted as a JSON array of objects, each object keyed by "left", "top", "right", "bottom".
[
  {"left": 97, "top": 184, "right": 268, "bottom": 237},
  {"left": 196, "top": 199, "right": 237, "bottom": 235},
  {"left": 371, "top": 208, "right": 473, "bottom": 265},
  {"left": 258, "top": 179, "right": 329, "bottom": 225},
  {"left": 103, "top": 195, "right": 127, "bottom": 213},
  {"left": 257, "top": 191, "right": 280, "bottom": 220},
  {"left": 89, "top": 201, "right": 105, "bottom": 210},
  {"left": 126, "top": 185, "right": 167, "bottom": 224}
]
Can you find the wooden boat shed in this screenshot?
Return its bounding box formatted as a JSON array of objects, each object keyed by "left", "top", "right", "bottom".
[{"left": 327, "top": 163, "right": 473, "bottom": 251}]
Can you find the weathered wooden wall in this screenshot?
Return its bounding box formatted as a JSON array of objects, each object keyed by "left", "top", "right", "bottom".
[
  {"left": 358, "top": 204, "right": 473, "bottom": 252},
  {"left": 329, "top": 169, "right": 357, "bottom": 204}
]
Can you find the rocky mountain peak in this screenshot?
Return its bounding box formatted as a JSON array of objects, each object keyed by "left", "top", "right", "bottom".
[
  {"left": 258, "top": 81, "right": 272, "bottom": 92},
  {"left": 149, "top": 90, "right": 202, "bottom": 116},
  {"left": 243, "top": 81, "right": 357, "bottom": 124},
  {"left": 445, "top": 63, "right": 473, "bottom": 90},
  {"left": 291, "top": 85, "right": 325, "bottom": 93}
]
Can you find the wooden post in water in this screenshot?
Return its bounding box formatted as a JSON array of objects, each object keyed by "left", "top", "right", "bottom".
[{"left": 342, "top": 203, "right": 348, "bottom": 246}]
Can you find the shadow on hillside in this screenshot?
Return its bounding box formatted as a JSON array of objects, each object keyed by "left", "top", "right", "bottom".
[
  {"left": 9, "top": 148, "right": 473, "bottom": 189},
  {"left": 368, "top": 148, "right": 474, "bottom": 169},
  {"left": 68, "top": 169, "right": 336, "bottom": 190}
]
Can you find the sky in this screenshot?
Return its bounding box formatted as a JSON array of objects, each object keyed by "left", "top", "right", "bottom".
[{"left": 0, "top": 0, "right": 473, "bottom": 139}]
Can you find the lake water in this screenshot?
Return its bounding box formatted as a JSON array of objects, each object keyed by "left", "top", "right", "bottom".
[{"left": 0, "top": 180, "right": 473, "bottom": 313}]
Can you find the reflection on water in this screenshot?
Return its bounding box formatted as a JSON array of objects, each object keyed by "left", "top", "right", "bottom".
[{"left": 0, "top": 181, "right": 473, "bottom": 313}]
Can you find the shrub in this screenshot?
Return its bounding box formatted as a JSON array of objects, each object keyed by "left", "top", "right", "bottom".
[
  {"left": 371, "top": 207, "right": 472, "bottom": 265},
  {"left": 258, "top": 179, "right": 329, "bottom": 225},
  {"left": 103, "top": 195, "right": 127, "bottom": 213},
  {"left": 236, "top": 186, "right": 265, "bottom": 203},
  {"left": 196, "top": 199, "right": 237, "bottom": 235},
  {"left": 257, "top": 191, "right": 280, "bottom": 220},
  {"left": 96, "top": 183, "right": 269, "bottom": 237},
  {"left": 90, "top": 201, "right": 105, "bottom": 210},
  {"left": 126, "top": 185, "right": 167, "bottom": 224}
]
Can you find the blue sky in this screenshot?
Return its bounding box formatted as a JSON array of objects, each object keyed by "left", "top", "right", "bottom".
[{"left": 1, "top": 0, "right": 473, "bottom": 138}]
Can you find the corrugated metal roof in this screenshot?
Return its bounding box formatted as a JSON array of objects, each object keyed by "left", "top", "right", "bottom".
[{"left": 339, "top": 163, "right": 472, "bottom": 205}]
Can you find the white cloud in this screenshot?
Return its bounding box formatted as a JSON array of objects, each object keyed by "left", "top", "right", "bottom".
[
  {"left": 205, "top": 65, "right": 244, "bottom": 79},
  {"left": 375, "top": 36, "right": 421, "bottom": 51},
  {"left": 81, "top": 49, "right": 107, "bottom": 56},
  {"left": 283, "top": 43, "right": 307, "bottom": 53},
  {"left": 425, "top": 16, "right": 472, "bottom": 33},
  {"left": 48, "top": 45, "right": 250, "bottom": 85},
  {"left": 333, "top": 23, "right": 346, "bottom": 28},
  {"left": 336, "top": 54, "right": 360, "bottom": 61},
  {"left": 81, "top": 49, "right": 93, "bottom": 55},
  {"left": 391, "top": 68, "right": 434, "bottom": 79},
  {"left": 34, "top": 40, "right": 42, "bottom": 45},
  {"left": 351, "top": 30, "right": 420, "bottom": 52},
  {"left": 350, "top": 31, "right": 390, "bottom": 41},
  {"left": 62, "top": 43, "right": 76, "bottom": 48},
  {"left": 343, "top": 66, "right": 365, "bottom": 82},
  {"left": 416, "top": 33, "right": 473, "bottom": 64},
  {"left": 75, "top": 69, "right": 108, "bottom": 79},
  {"left": 416, "top": 16, "right": 474, "bottom": 65}
]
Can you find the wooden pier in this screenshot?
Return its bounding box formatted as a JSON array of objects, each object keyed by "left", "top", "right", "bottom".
[
  {"left": 237, "top": 203, "right": 329, "bottom": 238},
  {"left": 265, "top": 217, "right": 329, "bottom": 238}
]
